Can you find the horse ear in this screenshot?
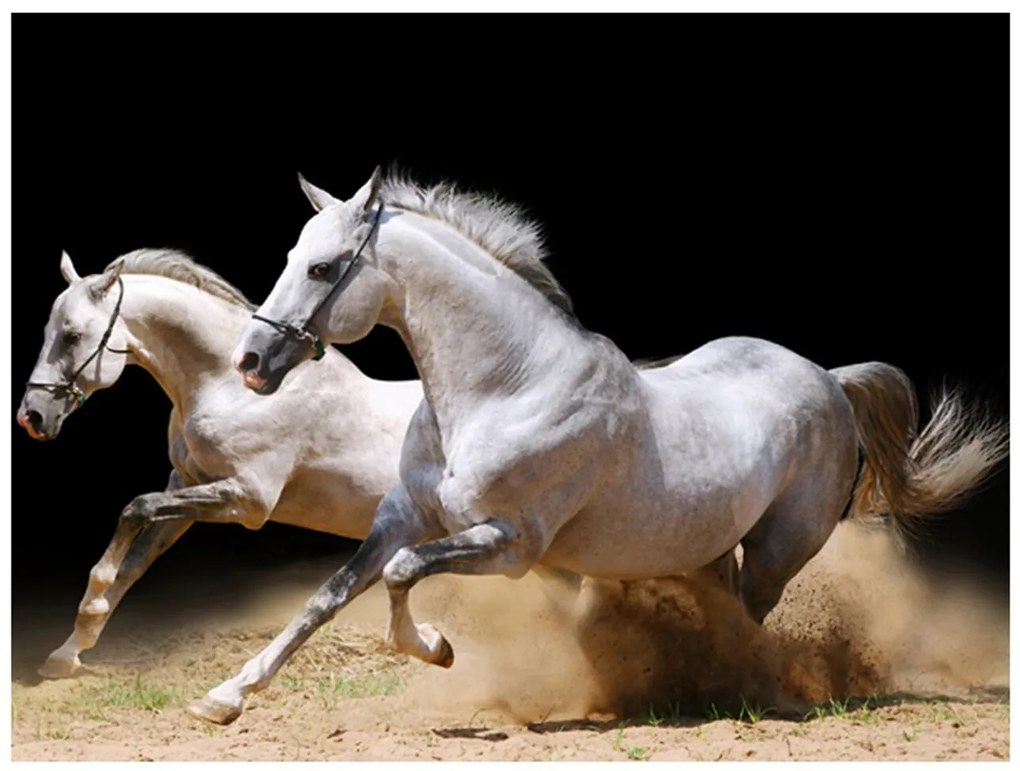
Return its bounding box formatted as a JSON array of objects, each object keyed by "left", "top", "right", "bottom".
[
  {"left": 298, "top": 173, "right": 340, "bottom": 212},
  {"left": 350, "top": 166, "right": 383, "bottom": 215},
  {"left": 60, "top": 250, "right": 82, "bottom": 284},
  {"left": 91, "top": 259, "right": 124, "bottom": 298}
]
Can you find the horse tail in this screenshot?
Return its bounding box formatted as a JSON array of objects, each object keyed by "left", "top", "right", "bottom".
[{"left": 830, "top": 362, "right": 1008, "bottom": 542}]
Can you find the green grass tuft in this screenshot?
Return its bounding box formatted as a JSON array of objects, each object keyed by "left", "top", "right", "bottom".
[{"left": 75, "top": 673, "right": 177, "bottom": 714}]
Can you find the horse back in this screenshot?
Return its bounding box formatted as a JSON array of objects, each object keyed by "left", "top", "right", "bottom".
[{"left": 636, "top": 336, "right": 856, "bottom": 495}]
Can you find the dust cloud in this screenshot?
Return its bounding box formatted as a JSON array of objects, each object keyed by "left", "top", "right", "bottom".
[{"left": 390, "top": 522, "right": 1007, "bottom": 722}]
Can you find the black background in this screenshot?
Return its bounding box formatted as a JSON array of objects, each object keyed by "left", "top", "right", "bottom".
[{"left": 12, "top": 14, "right": 1009, "bottom": 613}]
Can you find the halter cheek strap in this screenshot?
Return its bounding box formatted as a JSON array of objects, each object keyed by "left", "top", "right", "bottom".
[
  {"left": 252, "top": 201, "right": 384, "bottom": 362},
  {"left": 25, "top": 276, "right": 130, "bottom": 407}
]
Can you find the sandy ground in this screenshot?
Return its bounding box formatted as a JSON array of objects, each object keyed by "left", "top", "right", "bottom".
[{"left": 10, "top": 524, "right": 1009, "bottom": 761}]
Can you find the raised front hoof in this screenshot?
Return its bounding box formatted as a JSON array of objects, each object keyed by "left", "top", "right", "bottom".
[
  {"left": 417, "top": 623, "right": 455, "bottom": 669},
  {"left": 186, "top": 694, "right": 243, "bottom": 725},
  {"left": 38, "top": 652, "right": 82, "bottom": 679},
  {"left": 433, "top": 636, "right": 455, "bottom": 669}
]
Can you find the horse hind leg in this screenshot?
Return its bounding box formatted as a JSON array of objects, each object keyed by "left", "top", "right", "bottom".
[
  {"left": 739, "top": 465, "right": 854, "bottom": 625},
  {"left": 688, "top": 548, "right": 740, "bottom": 596}
]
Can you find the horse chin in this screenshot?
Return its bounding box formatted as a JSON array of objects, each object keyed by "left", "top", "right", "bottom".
[
  {"left": 242, "top": 369, "right": 269, "bottom": 392},
  {"left": 245, "top": 365, "right": 289, "bottom": 396},
  {"left": 37, "top": 416, "right": 66, "bottom": 440},
  {"left": 253, "top": 378, "right": 282, "bottom": 396},
  {"left": 25, "top": 426, "right": 57, "bottom": 441}
]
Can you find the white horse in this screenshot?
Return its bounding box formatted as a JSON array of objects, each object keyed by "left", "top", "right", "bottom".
[
  {"left": 192, "top": 169, "right": 1006, "bottom": 725},
  {"left": 16, "top": 248, "right": 423, "bottom": 679}
]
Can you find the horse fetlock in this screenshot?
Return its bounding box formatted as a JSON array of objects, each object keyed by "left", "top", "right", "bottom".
[
  {"left": 79, "top": 595, "right": 111, "bottom": 616},
  {"left": 88, "top": 564, "right": 117, "bottom": 591}
]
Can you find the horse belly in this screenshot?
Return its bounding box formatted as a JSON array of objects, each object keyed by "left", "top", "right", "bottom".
[{"left": 541, "top": 472, "right": 778, "bottom": 580}]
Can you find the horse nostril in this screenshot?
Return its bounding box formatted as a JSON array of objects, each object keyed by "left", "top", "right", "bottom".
[
  {"left": 27, "top": 405, "right": 43, "bottom": 430},
  {"left": 236, "top": 351, "right": 260, "bottom": 374},
  {"left": 18, "top": 409, "right": 45, "bottom": 438}
]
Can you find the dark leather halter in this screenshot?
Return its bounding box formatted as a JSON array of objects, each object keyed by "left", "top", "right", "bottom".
[
  {"left": 251, "top": 202, "right": 384, "bottom": 361},
  {"left": 25, "top": 276, "right": 131, "bottom": 407}
]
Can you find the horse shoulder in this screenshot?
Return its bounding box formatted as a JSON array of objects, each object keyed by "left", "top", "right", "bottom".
[{"left": 435, "top": 383, "right": 641, "bottom": 531}]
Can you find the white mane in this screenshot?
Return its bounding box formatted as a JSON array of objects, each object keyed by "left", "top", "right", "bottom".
[
  {"left": 106, "top": 248, "right": 254, "bottom": 309},
  {"left": 380, "top": 175, "right": 575, "bottom": 317}
]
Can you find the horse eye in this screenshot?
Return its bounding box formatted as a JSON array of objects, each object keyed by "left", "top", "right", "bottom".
[
  {"left": 308, "top": 262, "right": 331, "bottom": 278},
  {"left": 62, "top": 331, "right": 81, "bottom": 346}
]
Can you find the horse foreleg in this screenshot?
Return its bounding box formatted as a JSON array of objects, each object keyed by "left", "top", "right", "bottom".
[
  {"left": 117, "top": 475, "right": 273, "bottom": 529},
  {"left": 186, "top": 486, "right": 431, "bottom": 726},
  {"left": 38, "top": 520, "right": 191, "bottom": 678},
  {"left": 38, "top": 470, "right": 194, "bottom": 678},
  {"left": 79, "top": 473, "right": 269, "bottom": 610},
  {"left": 382, "top": 520, "right": 519, "bottom": 668},
  {"left": 41, "top": 473, "right": 277, "bottom": 679}
]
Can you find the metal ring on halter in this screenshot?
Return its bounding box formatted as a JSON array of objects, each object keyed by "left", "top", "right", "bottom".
[
  {"left": 251, "top": 201, "right": 384, "bottom": 362},
  {"left": 25, "top": 275, "right": 130, "bottom": 407}
]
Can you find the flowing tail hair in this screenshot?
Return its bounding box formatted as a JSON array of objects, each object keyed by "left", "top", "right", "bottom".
[{"left": 830, "top": 363, "right": 1008, "bottom": 543}]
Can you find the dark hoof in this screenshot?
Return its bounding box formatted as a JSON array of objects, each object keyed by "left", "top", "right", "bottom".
[{"left": 435, "top": 637, "right": 455, "bottom": 669}]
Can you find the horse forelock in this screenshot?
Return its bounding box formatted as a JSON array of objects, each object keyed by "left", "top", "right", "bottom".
[
  {"left": 379, "top": 174, "right": 576, "bottom": 318},
  {"left": 105, "top": 249, "right": 255, "bottom": 310}
]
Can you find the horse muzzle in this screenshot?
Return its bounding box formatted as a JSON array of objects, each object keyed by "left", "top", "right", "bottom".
[
  {"left": 232, "top": 329, "right": 311, "bottom": 396},
  {"left": 17, "top": 406, "right": 54, "bottom": 440}
]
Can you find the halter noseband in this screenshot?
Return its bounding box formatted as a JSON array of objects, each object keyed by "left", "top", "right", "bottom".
[
  {"left": 25, "top": 276, "right": 131, "bottom": 407},
  {"left": 251, "top": 202, "right": 384, "bottom": 362}
]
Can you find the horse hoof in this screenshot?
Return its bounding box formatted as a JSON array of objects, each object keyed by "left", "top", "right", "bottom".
[
  {"left": 38, "top": 653, "right": 82, "bottom": 679},
  {"left": 435, "top": 637, "right": 455, "bottom": 669},
  {"left": 186, "top": 694, "right": 243, "bottom": 725},
  {"left": 417, "top": 622, "right": 455, "bottom": 668}
]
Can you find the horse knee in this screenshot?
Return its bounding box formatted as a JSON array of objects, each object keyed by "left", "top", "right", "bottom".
[
  {"left": 88, "top": 563, "right": 117, "bottom": 590},
  {"left": 121, "top": 494, "right": 159, "bottom": 526}
]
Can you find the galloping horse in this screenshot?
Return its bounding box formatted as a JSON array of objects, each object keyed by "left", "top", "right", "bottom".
[
  {"left": 190, "top": 169, "right": 1005, "bottom": 724},
  {"left": 17, "top": 249, "right": 422, "bottom": 678}
]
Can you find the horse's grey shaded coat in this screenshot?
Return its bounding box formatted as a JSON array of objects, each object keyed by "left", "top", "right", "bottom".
[{"left": 203, "top": 171, "right": 1006, "bottom": 725}]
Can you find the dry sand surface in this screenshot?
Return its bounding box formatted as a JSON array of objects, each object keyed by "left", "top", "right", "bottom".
[{"left": 11, "top": 524, "right": 1009, "bottom": 761}]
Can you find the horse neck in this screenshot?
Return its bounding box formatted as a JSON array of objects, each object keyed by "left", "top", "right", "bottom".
[
  {"left": 380, "top": 215, "right": 586, "bottom": 428},
  {"left": 119, "top": 275, "right": 249, "bottom": 411}
]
